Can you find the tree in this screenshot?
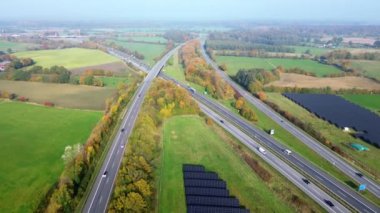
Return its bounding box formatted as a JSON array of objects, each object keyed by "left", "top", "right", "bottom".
[
  {"left": 61, "top": 144, "right": 83, "bottom": 166},
  {"left": 257, "top": 91, "right": 267, "bottom": 101},
  {"left": 125, "top": 192, "right": 147, "bottom": 212},
  {"left": 235, "top": 97, "right": 245, "bottom": 110},
  {"left": 7, "top": 48, "right": 13, "bottom": 54},
  {"left": 374, "top": 40, "right": 380, "bottom": 48}
]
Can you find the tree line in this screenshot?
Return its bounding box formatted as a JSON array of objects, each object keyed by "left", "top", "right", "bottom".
[
  {"left": 108, "top": 79, "right": 199, "bottom": 212},
  {"left": 41, "top": 81, "right": 140, "bottom": 212},
  {"left": 234, "top": 68, "right": 281, "bottom": 93}
]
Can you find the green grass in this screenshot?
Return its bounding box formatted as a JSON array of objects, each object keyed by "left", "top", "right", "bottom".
[
  {"left": 0, "top": 101, "right": 101, "bottom": 213},
  {"left": 108, "top": 40, "right": 166, "bottom": 66},
  {"left": 0, "top": 40, "right": 37, "bottom": 52},
  {"left": 0, "top": 80, "right": 116, "bottom": 110},
  {"left": 266, "top": 93, "right": 380, "bottom": 180},
  {"left": 351, "top": 60, "right": 380, "bottom": 81},
  {"left": 121, "top": 36, "right": 167, "bottom": 43},
  {"left": 159, "top": 115, "right": 295, "bottom": 212},
  {"left": 287, "top": 45, "right": 331, "bottom": 55},
  {"left": 342, "top": 94, "right": 380, "bottom": 114},
  {"left": 14, "top": 48, "right": 120, "bottom": 69},
  {"left": 163, "top": 51, "right": 186, "bottom": 83},
  {"left": 215, "top": 56, "right": 342, "bottom": 77},
  {"left": 96, "top": 76, "right": 131, "bottom": 88}
]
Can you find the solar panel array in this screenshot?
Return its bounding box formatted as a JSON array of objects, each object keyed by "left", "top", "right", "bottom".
[
  {"left": 183, "top": 164, "right": 250, "bottom": 213},
  {"left": 283, "top": 93, "right": 380, "bottom": 148}
]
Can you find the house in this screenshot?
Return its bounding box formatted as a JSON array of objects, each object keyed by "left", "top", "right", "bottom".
[{"left": 0, "top": 61, "right": 10, "bottom": 71}]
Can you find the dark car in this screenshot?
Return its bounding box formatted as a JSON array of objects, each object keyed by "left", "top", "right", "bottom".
[
  {"left": 220, "top": 120, "right": 224, "bottom": 123},
  {"left": 356, "top": 172, "right": 363, "bottom": 178},
  {"left": 324, "top": 200, "right": 334, "bottom": 207},
  {"left": 121, "top": 128, "right": 125, "bottom": 132},
  {"left": 302, "top": 178, "right": 310, "bottom": 185}
]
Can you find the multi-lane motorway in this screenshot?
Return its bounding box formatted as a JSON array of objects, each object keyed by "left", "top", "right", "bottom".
[
  {"left": 82, "top": 46, "right": 180, "bottom": 213},
  {"left": 161, "top": 73, "right": 380, "bottom": 213},
  {"left": 199, "top": 38, "right": 380, "bottom": 199}
]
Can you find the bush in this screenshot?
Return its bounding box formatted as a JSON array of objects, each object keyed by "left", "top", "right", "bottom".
[{"left": 44, "top": 101, "right": 55, "bottom": 107}]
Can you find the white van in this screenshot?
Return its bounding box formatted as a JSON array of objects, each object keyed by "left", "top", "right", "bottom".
[
  {"left": 284, "top": 149, "right": 292, "bottom": 155},
  {"left": 258, "top": 147, "right": 267, "bottom": 154}
]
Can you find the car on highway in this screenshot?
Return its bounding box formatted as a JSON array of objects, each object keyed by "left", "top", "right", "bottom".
[
  {"left": 121, "top": 145, "right": 124, "bottom": 149},
  {"left": 220, "top": 119, "right": 224, "bottom": 124},
  {"left": 284, "top": 149, "right": 292, "bottom": 155},
  {"left": 324, "top": 199, "right": 334, "bottom": 207},
  {"left": 102, "top": 171, "right": 108, "bottom": 178},
  {"left": 121, "top": 128, "right": 125, "bottom": 132},
  {"left": 258, "top": 147, "right": 267, "bottom": 154},
  {"left": 356, "top": 172, "right": 363, "bottom": 178},
  {"left": 302, "top": 178, "right": 310, "bottom": 184}
]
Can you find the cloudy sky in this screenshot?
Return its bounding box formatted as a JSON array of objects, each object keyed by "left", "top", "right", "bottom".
[{"left": 1, "top": 0, "right": 379, "bottom": 23}]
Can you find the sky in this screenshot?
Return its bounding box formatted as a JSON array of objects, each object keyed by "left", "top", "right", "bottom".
[{"left": 1, "top": 0, "right": 379, "bottom": 23}]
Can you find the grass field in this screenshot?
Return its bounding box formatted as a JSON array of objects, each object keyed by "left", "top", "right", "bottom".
[
  {"left": 0, "top": 80, "right": 116, "bottom": 110},
  {"left": 164, "top": 51, "right": 186, "bottom": 82},
  {"left": 351, "top": 60, "right": 380, "bottom": 81},
  {"left": 0, "top": 101, "right": 101, "bottom": 213},
  {"left": 287, "top": 45, "right": 331, "bottom": 55},
  {"left": 0, "top": 40, "right": 37, "bottom": 52},
  {"left": 108, "top": 40, "right": 166, "bottom": 66},
  {"left": 342, "top": 94, "right": 380, "bottom": 113},
  {"left": 96, "top": 76, "right": 131, "bottom": 88},
  {"left": 267, "top": 73, "right": 380, "bottom": 90},
  {"left": 215, "top": 56, "right": 342, "bottom": 77},
  {"left": 121, "top": 36, "right": 167, "bottom": 43},
  {"left": 266, "top": 93, "right": 380, "bottom": 179},
  {"left": 14, "top": 48, "right": 120, "bottom": 70},
  {"left": 158, "top": 116, "right": 296, "bottom": 212}
]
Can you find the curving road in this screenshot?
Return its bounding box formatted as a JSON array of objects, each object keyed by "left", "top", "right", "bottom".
[
  {"left": 82, "top": 46, "right": 180, "bottom": 213},
  {"left": 199, "top": 38, "right": 380, "bottom": 199}
]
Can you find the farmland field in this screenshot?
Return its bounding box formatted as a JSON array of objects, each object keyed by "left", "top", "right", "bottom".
[
  {"left": 215, "top": 56, "right": 341, "bottom": 77},
  {"left": 121, "top": 36, "right": 167, "bottom": 43},
  {"left": 267, "top": 73, "right": 380, "bottom": 90},
  {"left": 0, "top": 101, "right": 101, "bottom": 213},
  {"left": 342, "top": 94, "right": 380, "bottom": 113},
  {"left": 351, "top": 60, "right": 380, "bottom": 81},
  {"left": 0, "top": 80, "right": 116, "bottom": 110},
  {"left": 0, "top": 40, "right": 37, "bottom": 52},
  {"left": 108, "top": 39, "right": 167, "bottom": 66},
  {"left": 96, "top": 76, "right": 131, "bottom": 88},
  {"left": 287, "top": 45, "right": 331, "bottom": 55},
  {"left": 14, "top": 48, "right": 120, "bottom": 70},
  {"left": 158, "top": 115, "right": 296, "bottom": 213},
  {"left": 266, "top": 93, "right": 380, "bottom": 177}
]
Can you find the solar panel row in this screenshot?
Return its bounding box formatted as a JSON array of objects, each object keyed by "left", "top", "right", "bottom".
[
  {"left": 184, "top": 171, "right": 219, "bottom": 180},
  {"left": 183, "top": 164, "right": 250, "bottom": 213},
  {"left": 187, "top": 205, "right": 250, "bottom": 213},
  {"left": 185, "top": 187, "right": 230, "bottom": 197},
  {"left": 284, "top": 93, "right": 380, "bottom": 148}
]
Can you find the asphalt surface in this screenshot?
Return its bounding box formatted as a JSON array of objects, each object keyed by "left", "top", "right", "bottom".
[
  {"left": 161, "top": 73, "right": 380, "bottom": 213},
  {"left": 82, "top": 46, "right": 180, "bottom": 213},
  {"left": 199, "top": 39, "right": 380, "bottom": 199}
]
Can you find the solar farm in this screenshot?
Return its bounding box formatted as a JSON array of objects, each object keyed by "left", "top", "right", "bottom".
[
  {"left": 283, "top": 93, "right": 380, "bottom": 148},
  {"left": 183, "top": 164, "right": 250, "bottom": 213}
]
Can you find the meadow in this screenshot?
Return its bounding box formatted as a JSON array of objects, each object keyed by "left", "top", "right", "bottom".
[
  {"left": 342, "top": 94, "right": 380, "bottom": 113},
  {"left": 351, "top": 60, "right": 380, "bottom": 81},
  {"left": 215, "top": 56, "right": 342, "bottom": 77},
  {"left": 96, "top": 76, "right": 131, "bottom": 88},
  {"left": 158, "top": 115, "right": 297, "bottom": 213},
  {"left": 0, "top": 101, "right": 101, "bottom": 213},
  {"left": 108, "top": 39, "right": 167, "bottom": 66},
  {"left": 286, "top": 45, "right": 331, "bottom": 55},
  {"left": 14, "top": 48, "right": 120, "bottom": 70},
  {"left": 121, "top": 36, "right": 167, "bottom": 43},
  {"left": 0, "top": 80, "right": 116, "bottom": 110},
  {"left": 0, "top": 40, "right": 37, "bottom": 52}
]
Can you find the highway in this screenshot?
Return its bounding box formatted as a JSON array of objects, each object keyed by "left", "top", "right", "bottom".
[
  {"left": 161, "top": 73, "right": 380, "bottom": 213},
  {"left": 199, "top": 38, "right": 380, "bottom": 198},
  {"left": 82, "top": 46, "right": 180, "bottom": 213}
]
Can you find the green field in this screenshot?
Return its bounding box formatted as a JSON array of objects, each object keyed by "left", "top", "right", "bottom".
[
  {"left": 0, "top": 40, "right": 37, "bottom": 53},
  {"left": 96, "top": 76, "right": 131, "bottom": 88},
  {"left": 14, "top": 48, "right": 120, "bottom": 69},
  {"left": 158, "top": 116, "right": 295, "bottom": 212},
  {"left": 351, "top": 60, "right": 380, "bottom": 81},
  {"left": 122, "top": 36, "right": 167, "bottom": 43},
  {"left": 287, "top": 45, "right": 331, "bottom": 55},
  {"left": 215, "top": 56, "right": 342, "bottom": 77},
  {"left": 164, "top": 51, "right": 186, "bottom": 82},
  {"left": 0, "top": 80, "right": 116, "bottom": 110},
  {"left": 108, "top": 40, "right": 167, "bottom": 66},
  {"left": 266, "top": 93, "right": 380, "bottom": 179},
  {"left": 0, "top": 101, "right": 101, "bottom": 213},
  {"left": 342, "top": 94, "right": 380, "bottom": 113}
]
